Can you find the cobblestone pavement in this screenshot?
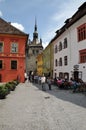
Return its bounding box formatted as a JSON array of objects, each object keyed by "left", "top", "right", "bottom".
[{"left": 0, "top": 82, "right": 86, "bottom": 130}]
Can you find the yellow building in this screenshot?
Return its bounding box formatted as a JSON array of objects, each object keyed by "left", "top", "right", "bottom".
[
  {"left": 36, "top": 52, "right": 43, "bottom": 76},
  {"left": 43, "top": 41, "right": 54, "bottom": 77}
]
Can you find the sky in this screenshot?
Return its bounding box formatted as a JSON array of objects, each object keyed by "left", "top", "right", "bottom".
[{"left": 0, "top": 0, "right": 86, "bottom": 48}]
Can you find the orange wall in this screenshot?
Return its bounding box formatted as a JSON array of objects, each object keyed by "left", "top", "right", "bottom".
[{"left": 0, "top": 34, "right": 28, "bottom": 83}]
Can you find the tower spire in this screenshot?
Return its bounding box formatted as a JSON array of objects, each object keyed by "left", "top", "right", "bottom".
[
  {"left": 33, "top": 17, "right": 38, "bottom": 43},
  {"left": 35, "top": 17, "right": 37, "bottom": 32}
]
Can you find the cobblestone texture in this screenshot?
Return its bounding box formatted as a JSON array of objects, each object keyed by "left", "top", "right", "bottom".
[{"left": 0, "top": 82, "right": 86, "bottom": 130}]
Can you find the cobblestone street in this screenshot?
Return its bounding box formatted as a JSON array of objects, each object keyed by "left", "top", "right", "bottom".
[{"left": 0, "top": 82, "right": 86, "bottom": 130}]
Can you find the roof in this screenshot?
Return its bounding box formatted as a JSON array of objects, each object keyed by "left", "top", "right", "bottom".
[
  {"left": 0, "top": 17, "right": 28, "bottom": 36},
  {"left": 51, "top": 2, "right": 86, "bottom": 43}
]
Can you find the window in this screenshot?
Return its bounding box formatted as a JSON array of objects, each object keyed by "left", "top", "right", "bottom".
[
  {"left": 59, "top": 58, "right": 62, "bottom": 66},
  {"left": 11, "top": 43, "right": 18, "bottom": 53},
  {"left": 11, "top": 60, "right": 17, "bottom": 70},
  {"left": 55, "top": 45, "right": 57, "bottom": 53},
  {"left": 0, "top": 60, "right": 3, "bottom": 69},
  {"left": 64, "top": 38, "right": 67, "bottom": 48},
  {"left": 64, "top": 73, "right": 69, "bottom": 80},
  {"left": 0, "top": 42, "right": 3, "bottom": 52},
  {"left": 59, "top": 72, "right": 63, "bottom": 78},
  {"left": 77, "top": 23, "right": 86, "bottom": 42},
  {"left": 64, "top": 56, "right": 68, "bottom": 65},
  {"left": 55, "top": 59, "right": 58, "bottom": 66},
  {"left": 59, "top": 42, "right": 62, "bottom": 51},
  {"left": 79, "top": 49, "right": 86, "bottom": 63}
]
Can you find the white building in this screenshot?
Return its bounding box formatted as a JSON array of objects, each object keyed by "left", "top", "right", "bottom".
[{"left": 53, "top": 2, "right": 86, "bottom": 82}]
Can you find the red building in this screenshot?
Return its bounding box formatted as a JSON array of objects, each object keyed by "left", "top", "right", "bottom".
[{"left": 0, "top": 18, "right": 28, "bottom": 82}]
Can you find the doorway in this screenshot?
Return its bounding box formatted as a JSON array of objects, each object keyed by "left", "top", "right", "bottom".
[{"left": 74, "top": 71, "right": 79, "bottom": 81}]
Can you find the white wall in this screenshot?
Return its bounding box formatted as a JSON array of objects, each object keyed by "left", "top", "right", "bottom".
[{"left": 54, "top": 15, "right": 86, "bottom": 81}]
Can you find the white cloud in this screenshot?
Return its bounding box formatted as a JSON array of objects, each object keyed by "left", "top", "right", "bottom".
[
  {"left": 0, "top": 11, "right": 3, "bottom": 16},
  {"left": 11, "top": 23, "right": 24, "bottom": 31}
]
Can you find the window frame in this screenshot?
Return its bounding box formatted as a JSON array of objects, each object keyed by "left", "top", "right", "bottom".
[
  {"left": 11, "top": 43, "right": 18, "bottom": 53},
  {"left": 0, "top": 60, "right": 3, "bottom": 69},
  {"left": 77, "top": 23, "right": 86, "bottom": 42},
  {"left": 55, "top": 59, "right": 58, "bottom": 67},
  {"left": 11, "top": 60, "right": 17, "bottom": 70},
  {"left": 55, "top": 45, "right": 58, "bottom": 53},
  {"left": 59, "top": 57, "right": 62, "bottom": 66},
  {"left": 79, "top": 49, "right": 86, "bottom": 63},
  {"left": 59, "top": 42, "right": 62, "bottom": 51},
  {"left": 0, "top": 42, "right": 4, "bottom": 53},
  {"left": 64, "top": 56, "right": 68, "bottom": 66},
  {"left": 64, "top": 38, "right": 67, "bottom": 49}
]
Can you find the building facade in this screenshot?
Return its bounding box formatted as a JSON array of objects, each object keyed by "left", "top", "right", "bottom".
[
  {"left": 26, "top": 20, "right": 43, "bottom": 74},
  {"left": 0, "top": 18, "right": 28, "bottom": 82},
  {"left": 43, "top": 41, "right": 54, "bottom": 77},
  {"left": 53, "top": 2, "right": 86, "bottom": 81},
  {"left": 36, "top": 52, "right": 43, "bottom": 76}
]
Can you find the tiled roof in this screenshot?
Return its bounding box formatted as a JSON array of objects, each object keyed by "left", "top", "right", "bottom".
[{"left": 0, "top": 17, "right": 28, "bottom": 36}]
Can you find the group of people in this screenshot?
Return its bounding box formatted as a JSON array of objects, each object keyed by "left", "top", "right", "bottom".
[
  {"left": 24, "top": 72, "right": 52, "bottom": 91},
  {"left": 54, "top": 76, "right": 86, "bottom": 92},
  {"left": 25, "top": 71, "right": 86, "bottom": 92}
]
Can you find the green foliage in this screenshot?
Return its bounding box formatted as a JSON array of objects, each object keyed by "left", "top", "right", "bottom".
[
  {"left": 6, "top": 81, "right": 16, "bottom": 91},
  {"left": 0, "top": 80, "right": 18, "bottom": 99},
  {"left": 0, "top": 85, "right": 9, "bottom": 99}
]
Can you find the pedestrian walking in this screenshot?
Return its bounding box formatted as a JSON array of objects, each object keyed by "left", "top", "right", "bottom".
[
  {"left": 41, "top": 74, "right": 46, "bottom": 91},
  {"left": 47, "top": 77, "right": 52, "bottom": 90}
]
